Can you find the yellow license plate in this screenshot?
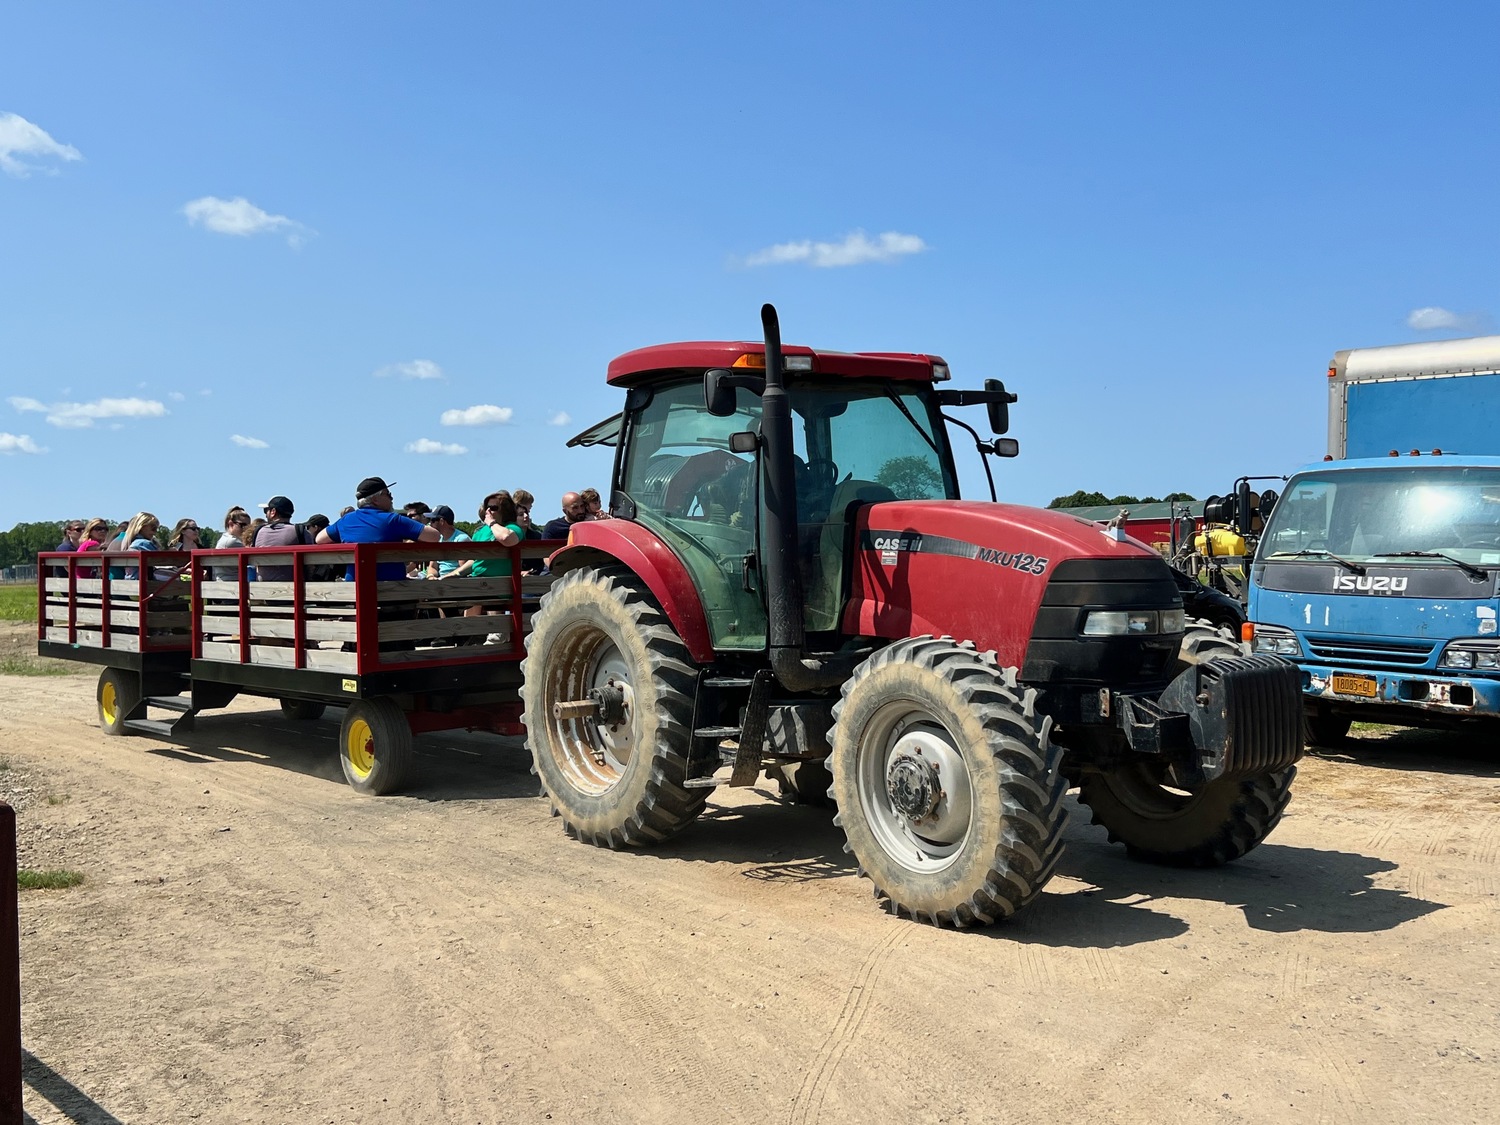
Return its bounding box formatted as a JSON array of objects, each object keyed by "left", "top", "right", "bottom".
[{"left": 1331, "top": 673, "right": 1378, "bottom": 698}]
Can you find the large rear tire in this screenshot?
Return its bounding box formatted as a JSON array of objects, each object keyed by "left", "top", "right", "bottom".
[
  {"left": 1077, "top": 616, "right": 1294, "bottom": 866},
  {"left": 97, "top": 668, "right": 140, "bottom": 736},
  {"left": 339, "top": 698, "right": 414, "bottom": 796},
  {"left": 522, "top": 566, "right": 707, "bottom": 847},
  {"left": 829, "top": 637, "right": 1068, "bottom": 927}
]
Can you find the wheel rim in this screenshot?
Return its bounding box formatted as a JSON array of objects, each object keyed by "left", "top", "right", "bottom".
[
  {"left": 346, "top": 718, "right": 375, "bottom": 779},
  {"left": 1104, "top": 763, "right": 1200, "bottom": 819},
  {"left": 542, "top": 621, "right": 637, "bottom": 796},
  {"left": 855, "top": 700, "right": 975, "bottom": 873},
  {"left": 100, "top": 681, "right": 118, "bottom": 726}
]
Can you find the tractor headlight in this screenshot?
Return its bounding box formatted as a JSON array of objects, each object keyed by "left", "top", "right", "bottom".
[
  {"left": 1081, "top": 609, "right": 1178, "bottom": 636},
  {"left": 1439, "top": 642, "right": 1500, "bottom": 670},
  {"left": 1250, "top": 624, "right": 1302, "bottom": 657}
]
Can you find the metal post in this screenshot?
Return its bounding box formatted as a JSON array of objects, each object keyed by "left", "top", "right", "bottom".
[{"left": 0, "top": 802, "right": 21, "bottom": 1122}]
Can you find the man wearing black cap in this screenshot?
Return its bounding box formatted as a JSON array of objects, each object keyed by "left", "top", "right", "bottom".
[
  {"left": 316, "top": 476, "right": 440, "bottom": 580},
  {"left": 424, "top": 505, "right": 470, "bottom": 579},
  {"left": 253, "top": 495, "right": 311, "bottom": 581}
]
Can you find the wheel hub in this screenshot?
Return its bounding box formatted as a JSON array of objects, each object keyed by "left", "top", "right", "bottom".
[{"left": 886, "top": 754, "right": 942, "bottom": 819}]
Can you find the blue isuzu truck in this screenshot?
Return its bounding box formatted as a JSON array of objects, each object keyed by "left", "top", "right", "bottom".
[{"left": 1246, "top": 335, "right": 1500, "bottom": 743}]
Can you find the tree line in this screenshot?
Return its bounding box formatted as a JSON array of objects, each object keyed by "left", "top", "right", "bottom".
[{"left": 1046, "top": 490, "right": 1197, "bottom": 509}]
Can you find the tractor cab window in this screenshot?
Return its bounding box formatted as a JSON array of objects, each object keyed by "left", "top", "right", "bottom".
[{"left": 620, "top": 380, "right": 765, "bottom": 649}]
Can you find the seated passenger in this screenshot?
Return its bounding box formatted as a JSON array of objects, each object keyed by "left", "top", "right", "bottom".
[
  {"left": 119, "top": 512, "right": 161, "bottom": 580},
  {"left": 252, "top": 496, "right": 314, "bottom": 581},
  {"left": 316, "top": 475, "right": 440, "bottom": 580}
]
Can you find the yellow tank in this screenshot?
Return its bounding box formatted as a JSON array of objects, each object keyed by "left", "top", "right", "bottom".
[{"left": 1194, "top": 526, "right": 1246, "bottom": 557}]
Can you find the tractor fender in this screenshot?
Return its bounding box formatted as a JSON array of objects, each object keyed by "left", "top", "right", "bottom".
[{"left": 546, "top": 521, "right": 716, "bottom": 663}]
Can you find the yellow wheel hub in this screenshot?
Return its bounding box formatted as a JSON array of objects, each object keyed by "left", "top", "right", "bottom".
[
  {"left": 345, "top": 718, "right": 375, "bottom": 778},
  {"left": 100, "top": 681, "right": 118, "bottom": 726}
]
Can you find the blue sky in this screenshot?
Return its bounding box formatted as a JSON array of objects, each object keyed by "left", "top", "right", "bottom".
[{"left": 3, "top": 2, "right": 1497, "bottom": 529}]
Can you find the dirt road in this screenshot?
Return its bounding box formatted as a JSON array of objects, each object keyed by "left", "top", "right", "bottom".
[{"left": 6, "top": 667, "right": 1497, "bottom": 1124}]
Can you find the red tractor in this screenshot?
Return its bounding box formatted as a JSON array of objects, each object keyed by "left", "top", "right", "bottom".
[{"left": 524, "top": 306, "right": 1303, "bottom": 926}]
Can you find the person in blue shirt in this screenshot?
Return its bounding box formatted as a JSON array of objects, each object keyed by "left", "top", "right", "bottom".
[{"left": 316, "top": 475, "right": 440, "bottom": 579}]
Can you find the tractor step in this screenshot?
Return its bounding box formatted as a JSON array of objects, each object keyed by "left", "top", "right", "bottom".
[
  {"left": 702, "top": 677, "right": 755, "bottom": 689},
  {"left": 693, "top": 726, "right": 741, "bottom": 740},
  {"left": 123, "top": 718, "right": 184, "bottom": 739},
  {"left": 683, "top": 775, "right": 726, "bottom": 789}
]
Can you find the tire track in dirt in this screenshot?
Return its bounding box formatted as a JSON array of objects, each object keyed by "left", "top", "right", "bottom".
[{"left": 787, "top": 926, "right": 906, "bottom": 1125}]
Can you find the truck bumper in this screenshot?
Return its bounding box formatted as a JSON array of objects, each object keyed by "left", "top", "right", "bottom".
[{"left": 1299, "top": 663, "right": 1500, "bottom": 717}]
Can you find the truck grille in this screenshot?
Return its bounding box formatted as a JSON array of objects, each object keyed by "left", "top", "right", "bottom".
[{"left": 1305, "top": 636, "right": 1435, "bottom": 667}]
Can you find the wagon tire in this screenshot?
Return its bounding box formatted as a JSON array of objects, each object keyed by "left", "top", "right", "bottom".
[
  {"left": 522, "top": 565, "right": 707, "bottom": 847},
  {"left": 339, "top": 698, "right": 414, "bottom": 796},
  {"left": 829, "top": 636, "right": 1069, "bottom": 927},
  {"left": 280, "top": 698, "right": 327, "bottom": 722},
  {"left": 97, "top": 667, "right": 141, "bottom": 736}
]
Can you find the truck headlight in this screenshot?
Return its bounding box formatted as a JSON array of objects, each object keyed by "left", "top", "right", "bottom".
[
  {"left": 1250, "top": 624, "right": 1302, "bottom": 657},
  {"left": 1081, "top": 609, "right": 1179, "bottom": 636},
  {"left": 1439, "top": 642, "right": 1500, "bottom": 670}
]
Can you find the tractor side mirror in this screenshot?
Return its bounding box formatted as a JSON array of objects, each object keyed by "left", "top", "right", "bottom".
[
  {"left": 984, "top": 378, "right": 1014, "bottom": 435},
  {"left": 704, "top": 368, "right": 766, "bottom": 417},
  {"left": 728, "top": 431, "right": 759, "bottom": 454},
  {"left": 992, "top": 437, "right": 1019, "bottom": 458}
]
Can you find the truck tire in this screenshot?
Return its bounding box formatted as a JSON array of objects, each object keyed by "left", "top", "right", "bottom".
[
  {"left": 1077, "top": 617, "right": 1294, "bottom": 866},
  {"left": 522, "top": 565, "right": 708, "bottom": 847},
  {"left": 764, "top": 704, "right": 835, "bottom": 806},
  {"left": 339, "top": 698, "right": 414, "bottom": 796},
  {"left": 829, "top": 637, "right": 1068, "bottom": 927},
  {"left": 97, "top": 667, "right": 141, "bottom": 736},
  {"left": 280, "top": 698, "right": 327, "bottom": 722},
  {"left": 1303, "top": 708, "right": 1351, "bottom": 747}
]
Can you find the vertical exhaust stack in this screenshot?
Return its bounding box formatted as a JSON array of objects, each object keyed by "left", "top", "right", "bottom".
[{"left": 759, "top": 303, "right": 847, "bottom": 692}]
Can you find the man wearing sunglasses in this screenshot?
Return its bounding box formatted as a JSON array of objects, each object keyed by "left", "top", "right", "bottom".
[{"left": 316, "top": 476, "right": 440, "bottom": 580}]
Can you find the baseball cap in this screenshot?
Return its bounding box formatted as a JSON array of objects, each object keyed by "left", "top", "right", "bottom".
[
  {"left": 261, "top": 495, "right": 294, "bottom": 516},
  {"left": 431, "top": 504, "right": 455, "bottom": 523},
  {"left": 355, "top": 476, "right": 395, "bottom": 500}
]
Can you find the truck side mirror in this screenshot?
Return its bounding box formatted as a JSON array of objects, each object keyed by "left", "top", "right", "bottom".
[{"left": 984, "top": 378, "right": 1013, "bottom": 435}]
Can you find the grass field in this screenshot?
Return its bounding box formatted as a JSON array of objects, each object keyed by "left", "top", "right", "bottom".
[{"left": 0, "top": 585, "right": 36, "bottom": 623}]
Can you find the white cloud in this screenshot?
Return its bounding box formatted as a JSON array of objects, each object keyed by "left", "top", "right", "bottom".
[
  {"left": 199, "top": 389, "right": 213, "bottom": 397},
  {"left": 548, "top": 411, "right": 572, "bottom": 427},
  {"left": 375, "top": 359, "right": 445, "bottom": 381},
  {"left": 0, "top": 112, "right": 82, "bottom": 177},
  {"left": 182, "top": 195, "right": 305, "bottom": 246},
  {"left": 9, "top": 394, "right": 166, "bottom": 429},
  {"left": 405, "top": 438, "right": 468, "bottom": 455},
  {"left": 230, "top": 434, "right": 269, "bottom": 449},
  {"left": 1406, "top": 306, "right": 1462, "bottom": 331},
  {"left": 168, "top": 391, "right": 186, "bottom": 402},
  {"left": 741, "top": 229, "right": 928, "bottom": 269},
  {"left": 440, "top": 404, "right": 513, "bottom": 427},
  {"left": 0, "top": 432, "right": 46, "bottom": 455}
]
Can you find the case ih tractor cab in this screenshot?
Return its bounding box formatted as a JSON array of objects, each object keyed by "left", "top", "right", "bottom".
[{"left": 524, "top": 305, "right": 1303, "bottom": 927}]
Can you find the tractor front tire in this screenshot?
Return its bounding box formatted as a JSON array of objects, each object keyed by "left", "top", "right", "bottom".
[
  {"left": 339, "top": 698, "right": 414, "bottom": 796},
  {"left": 522, "top": 566, "right": 707, "bottom": 847},
  {"left": 1077, "top": 617, "right": 1295, "bottom": 866},
  {"left": 764, "top": 704, "right": 835, "bottom": 807},
  {"left": 97, "top": 667, "right": 141, "bottom": 736},
  {"left": 829, "top": 637, "right": 1068, "bottom": 926}
]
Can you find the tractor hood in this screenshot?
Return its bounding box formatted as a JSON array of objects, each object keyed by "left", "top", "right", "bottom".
[{"left": 843, "top": 500, "right": 1180, "bottom": 670}]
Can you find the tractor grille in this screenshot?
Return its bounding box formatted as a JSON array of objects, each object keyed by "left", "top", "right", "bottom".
[{"left": 1305, "top": 636, "right": 1435, "bottom": 667}]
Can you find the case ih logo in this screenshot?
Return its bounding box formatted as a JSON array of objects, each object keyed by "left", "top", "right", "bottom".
[
  {"left": 864, "top": 531, "right": 1050, "bottom": 576},
  {"left": 1333, "top": 574, "right": 1409, "bottom": 594}
]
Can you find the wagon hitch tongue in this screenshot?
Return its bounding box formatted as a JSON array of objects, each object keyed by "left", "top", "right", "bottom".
[{"left": 1114, "top": 654, "right": 1304, "bottom": 785}]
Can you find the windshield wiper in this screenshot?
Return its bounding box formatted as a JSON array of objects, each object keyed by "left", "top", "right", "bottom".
[
  {"left": 1373, "top": 551, "right": 1490, "bottom": 580},
  {"left": 880, "top": 384, "right": 943, "bottom": 458},
  {"left": 1267, "top": 548, "right": 1366, "bottom": 574}
]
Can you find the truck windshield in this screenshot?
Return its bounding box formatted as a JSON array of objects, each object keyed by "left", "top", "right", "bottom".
[{"left": 1261, "top": 466, "right": 1500, "bottom": 566}]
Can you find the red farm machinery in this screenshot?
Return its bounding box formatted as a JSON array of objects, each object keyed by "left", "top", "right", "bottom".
[{"left": 41, "top": 305, "right": 1305, "bottom": 927}]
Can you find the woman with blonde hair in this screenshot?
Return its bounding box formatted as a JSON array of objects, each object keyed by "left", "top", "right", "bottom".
[
  {"left": 118, "top": 512, "right": 161, "bottom": 580},
  {"left": 76, "top": 518, "right": 110, "bottom": 578},
  {"left": 167, "top": 518, "right": 203, "bottom": 551}
]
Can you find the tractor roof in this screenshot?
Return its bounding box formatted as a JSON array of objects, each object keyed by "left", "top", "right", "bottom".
[{"left": 605, "top": 342, "right": 947, "bottom": 386}]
